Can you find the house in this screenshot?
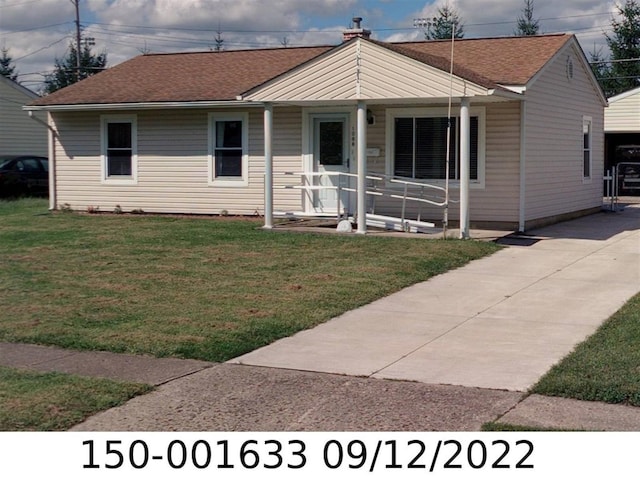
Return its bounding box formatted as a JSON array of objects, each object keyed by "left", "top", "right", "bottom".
[
  {"left": 0, "top": 76, "right": 47, "bottom": 156},
  {"left": 26, "top": 27, "right": 606, "bottom": 235},
  {"left": 604, "top": 86, "right": 640, "bottom": 193}
]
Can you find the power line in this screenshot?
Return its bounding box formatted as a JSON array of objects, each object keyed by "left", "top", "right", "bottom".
[
  {"left": 0, "top": 22, "right": 72, "bottom": 36},
  {"left": 13, "top": 35, "right": 70, "bottom": 61},
  {"left": 0, "top": 0, "right": 44, "bottom": 8}
]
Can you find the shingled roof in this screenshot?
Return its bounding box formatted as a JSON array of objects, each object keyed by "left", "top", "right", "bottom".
[
  {"left": 380, "top": 34, "right": 572, "bottom": 88},
  {"left": 30, "top": 34, "right": 574, "bottom": 107},
  {"left": 30, "top": 46, "right": 333, "bottom": 106}
]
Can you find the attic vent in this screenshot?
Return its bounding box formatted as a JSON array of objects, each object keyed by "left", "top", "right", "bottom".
[{"left": 566, "top": 56, "right": 574, "bottom": 81}]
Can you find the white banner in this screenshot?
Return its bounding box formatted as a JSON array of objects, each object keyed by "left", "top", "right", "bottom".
[{"left": 1, "top": 432, "right": 636, "bottom": 479}]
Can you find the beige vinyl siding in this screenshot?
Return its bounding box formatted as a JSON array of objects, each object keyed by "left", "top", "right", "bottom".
[
  {"left": 605, "top": 88, "right": 640, "bottom": 133},
  {"left": 52, "top": 108, "right": 277, "bottom": 215},
  {"left": 524, "top": 42, "right": 605, "bottom": 223},
  {"left": 247, "top": 44, "right": 357, "bottom": 102},
  {"left": 248, "top": 39, "right": 488, "bottom": 102},
  {"left": 365, "top": 102, "right": 521, "bottom": 226},
  {"left": 0, "top": 79, "right": 47, "bottom": 156},
  {"left": 358, "top": 41, "right": 487, "bottom": 99}
]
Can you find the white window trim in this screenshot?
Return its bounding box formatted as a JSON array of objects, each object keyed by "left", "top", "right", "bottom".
[
  {"left": 100, "top": 114, "right": 138, "bottom": 185},
  {"left": 385, "top": 106, "right": 486, "bottom": 189},
  {"left": 582, "top": 115, "right": 593, "bottom": 184},
  {"left": 208, "top": 112, "right": 249, "bottom": 187}
]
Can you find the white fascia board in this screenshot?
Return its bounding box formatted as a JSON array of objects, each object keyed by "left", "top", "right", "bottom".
[
  {"left": 23, "top": 100, "right": 260, "bottom": 112},
  {"left": 608, "top": 86, "right": 640, "bottom": 103}
]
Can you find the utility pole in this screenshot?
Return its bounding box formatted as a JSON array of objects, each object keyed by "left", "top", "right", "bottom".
[{"left": 72, "top": 0, "right": 81, "bottom": 81}]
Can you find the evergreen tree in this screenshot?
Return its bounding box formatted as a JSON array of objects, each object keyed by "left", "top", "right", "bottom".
[
  {"left": 605, "top": 0, "right": 640, "bottom": 95},
  {"left": 43, "top": 40, "right": 107, "bottom": 94},
  {"left": 589, "top": 45, "right": 616, "bottom": 97},
  {"left": 213, "top": 29, "right": 224, "bottom": 52},
  {"left": 0, "top": 47, "right": 18, "bottom": 81},
  {"left": 514, "top": 0, "right": 540, "bottom": 36},
  {"left": 425, "top": 4, "right": 465, "bottom": 40}
]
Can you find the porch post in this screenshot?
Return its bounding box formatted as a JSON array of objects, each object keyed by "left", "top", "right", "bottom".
[
  {"left": 263, "top": 103, "right": 274, "bottom": 229},
  {"left": 356, "top": 100, "right": 367, "bottom": 234},
  {"left": 459, "top": 97, "right": 471, "bottom": 239}
]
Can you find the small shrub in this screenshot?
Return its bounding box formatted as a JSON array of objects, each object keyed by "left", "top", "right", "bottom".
[
  {"left": 113, "top": 205, "right": 123, "bottom": 214},
  {"left": 87, "top": 206, "right": 100, "bottom": 214},
  {"left": 131, "top": 208, "right": 144, "bottom": 215}
]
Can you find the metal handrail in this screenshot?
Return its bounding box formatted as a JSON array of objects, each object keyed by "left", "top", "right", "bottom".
[{"left": 271, "top": 171, "right": 453, "bottom": 225}]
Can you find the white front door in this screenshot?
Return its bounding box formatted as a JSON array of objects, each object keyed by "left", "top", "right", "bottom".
[{"left": 312, "top": 114, "right": 351, "bottom": 214}]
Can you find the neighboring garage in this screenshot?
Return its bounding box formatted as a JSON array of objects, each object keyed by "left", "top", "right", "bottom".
[{"left": 604, "top": 86, "right": 640, "bottom": 195}]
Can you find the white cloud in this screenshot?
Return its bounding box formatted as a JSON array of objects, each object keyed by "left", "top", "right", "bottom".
[{"left": 0, "top": 0, "right": 620, "bottom": 92}]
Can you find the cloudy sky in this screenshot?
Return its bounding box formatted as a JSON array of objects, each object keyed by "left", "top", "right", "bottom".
[{"left": 0, "top": 0, "right": 621, "bottom": 91}]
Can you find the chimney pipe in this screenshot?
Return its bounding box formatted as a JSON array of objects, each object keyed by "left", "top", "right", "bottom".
[{"left": 342, "top": 16, "right": 371, "bottom": 42}]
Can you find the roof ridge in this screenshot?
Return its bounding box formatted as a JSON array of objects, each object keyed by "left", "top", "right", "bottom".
[
  {"left": 142, "top": 44, "right": 336, "bottom": 57},
  {"left": 388, "top": 32, "right": 571, "bottom": 47}
]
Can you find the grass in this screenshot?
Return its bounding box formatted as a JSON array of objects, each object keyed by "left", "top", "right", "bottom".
[
  {"left": 531, "top": 292, "right": 640, "bottom": 406},
  {"left": 0, "top": 198, "right": 501, "bottom": 362},
  {"left": 0, "top": 366, "right": 151, "bottom": 431}
]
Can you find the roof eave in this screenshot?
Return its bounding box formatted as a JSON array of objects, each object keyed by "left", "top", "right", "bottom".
[{"left": 24, "top": 100, "right": 260, "bottom": 112}]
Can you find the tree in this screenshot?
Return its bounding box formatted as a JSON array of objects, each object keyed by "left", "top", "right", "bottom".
[
  {"left": 0, "top": 47, "right": 18, "bottom": 81},
  {"left": 514, "top": 0, "right": 540, "bottom": 36},
  {"left": 43, "top": 39, "right": 107, "bottom": 94},
  {"left": 424, "top": 4, "right": 465, "bottom": 40},
  {"left": 604, "top": 0, "right": 640, "bottom": 96},
  {"left": 589, "top": 45, "right": 616, "bottom": 97},
  {"left": 212, "top": 27, "right": 224, "bottom": 52}
]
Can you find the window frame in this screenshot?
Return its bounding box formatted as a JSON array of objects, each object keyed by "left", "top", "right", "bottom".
[
  {"left": 582, "top": 116, "right": 592, "bottom": 183},
  {"left": 100, "top": 115, "right": 138, "bottom": 185},
  {"left": 385, "top": 107, "right": 486, "bottom": 189},
  {"left": 208, "top": 112, "right": 249, "bottom": 187}
]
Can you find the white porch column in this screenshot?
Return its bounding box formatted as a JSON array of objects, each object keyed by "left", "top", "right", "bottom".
[
  {"left": 356, "top": 101, "right": 367, "bottom": 234},
  {"left": 263, "top": 103, "right": 274, "bottom": 229},
  {"left": 459, "top": 97, "right": 471, "bottom": 239}
]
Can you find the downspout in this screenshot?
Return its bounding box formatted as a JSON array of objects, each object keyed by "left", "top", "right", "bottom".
[
  {"left": 518, "top": 99, "right": 527, "bottom": 233},
  {"left": 28, "top": 111, "right": 57, "bottom": 210}
]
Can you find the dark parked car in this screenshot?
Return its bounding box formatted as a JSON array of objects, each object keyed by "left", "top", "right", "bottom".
[{"left": 0, "top": 155, "right": 49, "bottom": 197}]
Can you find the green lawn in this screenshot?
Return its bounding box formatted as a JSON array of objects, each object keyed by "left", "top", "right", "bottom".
[
  {"left": 0, "top": 198, "right": 500, "bottom": 362},
  {"left": 532, "top": 292, "right": 640, "bottom": 406},
  {"left": 0, "top": 366, "right": 151, "bottom": 431}
]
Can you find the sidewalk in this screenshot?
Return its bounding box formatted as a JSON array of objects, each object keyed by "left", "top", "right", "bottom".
[{"left": 1, "top": 201, "right": 639, "bottom": 431}]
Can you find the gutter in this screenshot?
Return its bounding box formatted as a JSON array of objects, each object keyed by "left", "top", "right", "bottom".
[
  {"left": 28, "top": 111, "right": 57, "bottom": 210},
  {"left": 24, "top": 100, "right": 260, "bottom": 112}
]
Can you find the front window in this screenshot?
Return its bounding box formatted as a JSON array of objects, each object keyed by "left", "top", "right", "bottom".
[
  {"left": 388, "top": 108, "right": 483, "bottom": 184},
  {"left": 101, "top": 115, "right": 137, "bottom": 183},
  {"left": 209, "top": 113, "right": 249, "bottom": 186}
]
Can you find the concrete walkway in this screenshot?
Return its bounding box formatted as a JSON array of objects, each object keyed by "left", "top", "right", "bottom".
[
  {"left": 2, "top": 201, "right": 640, "bottom": 431},
  {"left": 231, "top": 203, "right": 640, "bottom": 392}
]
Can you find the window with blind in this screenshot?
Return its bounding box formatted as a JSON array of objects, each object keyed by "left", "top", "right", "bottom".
[
  {"left": 392, "top": 114, "right": 480, "bottom": 181},
  {"left": 209, "top": 113, "right": 249, "bottom": 186}
]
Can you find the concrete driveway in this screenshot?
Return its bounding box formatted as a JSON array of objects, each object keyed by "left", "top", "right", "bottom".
[{"left": 231, "top": 202, "right": 640, "bottom": 392}]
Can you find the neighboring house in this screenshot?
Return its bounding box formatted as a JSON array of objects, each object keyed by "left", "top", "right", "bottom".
[
  {"left": 0, "top": 76, "right": 47, "bottom": 156},
  {"left": 26, "top": 30, "right": 606, "bottom": 233},
  {"left": 604, "top": 86, "right": 640, "bottom": 185}
]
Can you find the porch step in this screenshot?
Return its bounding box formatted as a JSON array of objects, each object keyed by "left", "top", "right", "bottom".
[{"left": 366, "top": 214, "right": 437, "bottom": 233}]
